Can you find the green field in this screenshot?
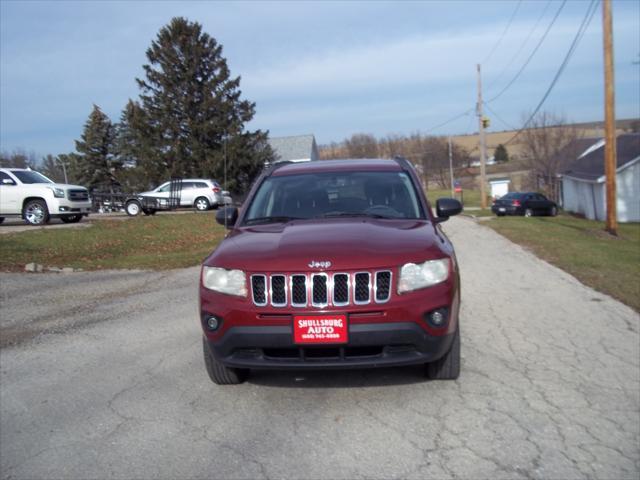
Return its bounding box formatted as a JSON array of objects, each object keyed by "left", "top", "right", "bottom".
[
  {"left": 0, "top": 213, "right": 226, "bottom": 271},
  {"left": 426, "top": 188, "right": 482, "bottom": 209},
  {"left": 486, "top": 215, "right": 640, "bottom": 311}
]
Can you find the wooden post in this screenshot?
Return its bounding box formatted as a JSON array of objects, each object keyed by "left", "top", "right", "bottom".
[
  {"left": 477, "top": 64, "right": 488, "bottom": 209},
  {"left": 603, "top": 0, "right": 617, "bottom": 235}
]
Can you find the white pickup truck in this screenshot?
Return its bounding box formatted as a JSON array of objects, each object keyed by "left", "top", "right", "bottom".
[{"left": 0, "top": 168, "right": 92, "bottom": 225}]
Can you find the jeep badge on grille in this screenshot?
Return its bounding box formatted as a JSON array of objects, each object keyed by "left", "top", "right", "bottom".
[{"left": 308, "top": 260, "right": 331, "bottom": 269}]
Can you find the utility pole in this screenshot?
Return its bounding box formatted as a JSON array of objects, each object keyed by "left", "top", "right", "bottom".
[
  {"left": 477, "top": 64, "right": 488, "bottom": 209},
  {"left": 448, "top": 136, "right": 454, "bottom": 197},
  {"left": 602, "top": 0, "right": 617, "bottom": 235},
  {"left": 58, "top": 159, "right": 68, "bottom": 184}
]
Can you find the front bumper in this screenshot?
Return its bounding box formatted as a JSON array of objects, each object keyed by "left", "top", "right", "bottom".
[
  {"left": 49, "top": 198, "right": 92, "bottom": 216},
  {"left": 206, "top": 322, "right": 456, "bottom": 370}
]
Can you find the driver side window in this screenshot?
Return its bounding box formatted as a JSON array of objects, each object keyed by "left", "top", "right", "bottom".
[{"left": 156, "top": 183, "right": 170, "bottom": 193}]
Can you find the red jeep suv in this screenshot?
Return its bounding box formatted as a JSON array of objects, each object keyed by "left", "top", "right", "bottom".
[{"left": 199, "top": 158, "right": 462, "bottom": 384}]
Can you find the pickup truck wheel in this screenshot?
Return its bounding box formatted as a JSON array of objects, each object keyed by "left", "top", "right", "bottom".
[
  {"left": 202, "top": 337, "right": 248, "bottom": 385},
  {"left": 194, "top": 197, "right": 210, "bottom": 211},
  {"left": 426, "top": 327, "right": 460, "bottom": 380},
  {"left": 60, "top": 215, "right": 82, "bottom": 223},
  {"left": 23, "top": 200, "right": 50, "bottom": 225},
  {"left": 550, "top": 206, "right": 558, "bottom": 217},
  {"left": 524, "top": 208, "right": 533, "bottom": 217},
  {"left": 126, "top": 200, "right": 142, "bottom": 216}
]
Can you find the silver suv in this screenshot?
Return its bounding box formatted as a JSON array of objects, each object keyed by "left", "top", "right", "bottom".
[{"left": 138, "top": 179, "right": 224, "bottom": 211}]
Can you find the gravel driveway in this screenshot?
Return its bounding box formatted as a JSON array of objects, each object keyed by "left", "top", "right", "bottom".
[{"left": 1, "top": 217, "right": 638, "bottom": 479}]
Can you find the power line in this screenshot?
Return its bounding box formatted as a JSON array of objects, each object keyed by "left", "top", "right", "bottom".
[
  {"left": 486, "top": 0, "right": 553, "bottom": 92},
  {"left": 483, "top": 102, "right": 517, "bottom": 131},
  {"left": 423, "top": 108, "right": 475, "bottom": 135},
  {"left": 504, "top": 0, "right": 600, "bottom": 146},
  {"left": 487, "top": 0, "right": 567, "bottom": 104},
  {"left": 482, "top": 0, "right": 523, "bottom": 65}
]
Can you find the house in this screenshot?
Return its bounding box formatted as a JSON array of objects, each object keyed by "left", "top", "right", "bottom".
[
  {"left": 268, "top": 134, "right": 319, "bottom": 163},
  {"left": 560, "top": 133, "right": 640, "bottom": 222}
]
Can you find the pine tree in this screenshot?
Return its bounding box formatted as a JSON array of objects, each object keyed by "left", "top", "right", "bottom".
[
  {"left": 494, "top": 144, "right": 509, "bottom": 163},
  {"left": 132, "top": 17, "right": 272, "bottom": 191},
  {"left": 74, "top": 105, "right": 121, "bottom": 191}
]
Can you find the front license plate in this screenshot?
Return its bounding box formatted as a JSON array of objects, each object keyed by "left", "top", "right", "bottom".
[
  {"left": 499, "top": 207, "right": 506, "bottom": 212},
  {"left": 293, "top": 314, "right": 348, "bottom": 344}
]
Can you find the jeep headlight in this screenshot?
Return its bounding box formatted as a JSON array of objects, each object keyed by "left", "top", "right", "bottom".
[
  {"left": 398, "top": 258, "right": 450, "bottom": 293},
  {"left": 49, "top": 187, "right": 65, "bottom": 198},
  {"left": 202, "top": 267, "right": 247, "bottom": 297}
]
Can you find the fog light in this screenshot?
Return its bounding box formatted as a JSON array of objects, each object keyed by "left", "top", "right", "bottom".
[
  {"left": 59, "top": 206, "right": 68, "bottom": 212},
  {"left": 425, "top": 307, "right": 449, "bottom": 328},
  {"left": 205, "top": 315, "right": 221, "bottom": 331}
]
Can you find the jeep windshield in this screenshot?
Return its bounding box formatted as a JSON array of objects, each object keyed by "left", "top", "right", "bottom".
[
  {"left": 11, "top": 170, "right": 53, "bottom": 184},
  {"left": 243, "top": 171, "right": 425, "bottom": 225}
]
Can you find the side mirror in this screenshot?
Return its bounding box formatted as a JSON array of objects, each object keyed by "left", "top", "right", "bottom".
[
  {"left": 434, "top": 198, "right": 462, "bottom": 223},
  {"left": 216, "top": 206, "right": 238, "bottom": 229},
  {"left": 2, "top": 178, "right": 16, "bottom": 185}
]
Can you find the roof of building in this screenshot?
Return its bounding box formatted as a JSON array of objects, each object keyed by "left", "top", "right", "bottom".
[
  {"left": 562, "top": 133, "right": 640, "bottom": 182},
  {"left": 268, "top": 134, "right": 317, "bottom": 162},
  {"left": 271, "top": 158, "right": 401, "bottom": 176}
]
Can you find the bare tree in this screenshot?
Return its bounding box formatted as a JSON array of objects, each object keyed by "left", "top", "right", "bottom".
[
  {"left": 0, "top": 149, "right": 37, "bottom": 169},
  {"left": 344, "top": 133, "right": 379, "bottom": 158},
  {"left": 519, "top": 112, "right": 582, "bottom": 200}
]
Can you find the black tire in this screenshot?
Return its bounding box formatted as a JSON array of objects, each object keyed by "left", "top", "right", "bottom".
[
  {"left": 23, "top": 199, "right": 50, "bottom": 225},
  {"left": 426, "top": 327, "right": 460, "bottom": 380},
  {"left": 126, "top": 200, "right": 142, "bottom": 216},
  {"left": 496, "top": 213, "right": 505, "bottom": 217},
  {"left": 194, "top": 197, "right": 210, "bottom": 211},
  {"left": 60, "top": 215, "right": 82, "bottom": 223},
  {"left": 202, "top": 337, "right": 248, "bottom": 385},
  {"left": 524, "top": 208, "right": 534, "bottom": 217},
  {"left": 0, "top": 217, "right": 4, "bottom": 224},
  {"left": 549, "top": 206, "right": 558, "bottom": 217}
]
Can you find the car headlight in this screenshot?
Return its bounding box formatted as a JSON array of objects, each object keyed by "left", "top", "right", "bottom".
[
  {"left": 398, "top": 258, "right": 450, "bottom": 293},
  {"left": 202, "top": 266, "right": 247, "bottom": 297},
  {"left": 49, "top": 187, "right": 65, "bottom": 198}
]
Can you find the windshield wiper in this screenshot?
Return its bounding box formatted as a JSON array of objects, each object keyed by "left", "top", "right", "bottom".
[
  {"left": 244, "top": 216, "right": 303, "bottom": 225},
  {"left": 320, "top": 212, "right": 393, "bottom": 219}
]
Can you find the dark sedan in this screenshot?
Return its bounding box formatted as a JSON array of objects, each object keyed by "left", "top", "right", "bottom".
[{"left": 491, "top": 192, "right": 558, "bottom": 217}]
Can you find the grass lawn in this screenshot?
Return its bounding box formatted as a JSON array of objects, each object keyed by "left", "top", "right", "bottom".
[
  {"left": 426, "top": 188, "right": 482, "bottom": 209},
  {"left": 486, "top": 214, "right": 640, "bottom": 311},
  {"left": 0, "top": 212, "right": 227, "bottom": 271}
]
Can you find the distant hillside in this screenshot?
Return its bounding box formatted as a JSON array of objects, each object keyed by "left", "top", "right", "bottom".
[{"left": 319, "top": 118, "right": 639, "bottom": 162}]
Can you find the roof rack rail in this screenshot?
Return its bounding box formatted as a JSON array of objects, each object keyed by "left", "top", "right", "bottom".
[
  {"left": 393, "top": 155, "right": 413, "bottom": 171},
  {"left": 264, "top": 160, "right": 296, "bottom": 177}
]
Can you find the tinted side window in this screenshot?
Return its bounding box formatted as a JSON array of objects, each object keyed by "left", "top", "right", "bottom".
[
  {"left": 0, "top": 172, "right": 15, "bottom": 184},
  {"left": 181, "top": 182, "right": 195, "bottom": 190},
  {"left": 195, "top": 182, "right": 208, "bottom": 189}
]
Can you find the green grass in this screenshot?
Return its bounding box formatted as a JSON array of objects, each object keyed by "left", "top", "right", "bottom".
[
  {"left": 426, "top": 188, "right": 483, "bottom": 209},
  {"left": 486, "top": 214, "right": 640, "bottom": 311},
  {"left": 0, "top": 212, "right": 227, "bottom": 271}
]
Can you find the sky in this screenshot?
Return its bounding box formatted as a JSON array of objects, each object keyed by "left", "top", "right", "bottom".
[{"left": 1, "top": 0, "right": 639, "bottom": 158}]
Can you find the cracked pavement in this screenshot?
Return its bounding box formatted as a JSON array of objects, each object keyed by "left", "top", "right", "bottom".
[{"left": 1, "top": 217, "right": 638, "bottom": 479}]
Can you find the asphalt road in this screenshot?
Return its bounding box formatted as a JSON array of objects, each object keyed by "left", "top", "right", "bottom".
[{"left": 1, "top": 217, "right": 638, "bottom": 479}]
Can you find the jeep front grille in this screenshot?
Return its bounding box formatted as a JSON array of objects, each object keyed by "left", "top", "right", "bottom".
[{"left": 250, "top": 271, "right": 392, "bottom": 308}]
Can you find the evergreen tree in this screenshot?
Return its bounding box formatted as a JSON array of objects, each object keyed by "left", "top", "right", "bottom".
[
  {"left": 494, "top": 144, "right": 509, "bottom": 163},
  {"left": 132, "top": 17, "right": 272, "bottom": 192},
  {"left": 40, "top": 154, "right": 66, "bottom": 183},
  {"left": 74, "top": 105, "right": 121, "bottom": 191}
]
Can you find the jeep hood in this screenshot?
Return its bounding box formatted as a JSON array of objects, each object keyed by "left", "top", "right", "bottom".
[{"left": 206, "top": 219, "right": 449, "bottom": 272}]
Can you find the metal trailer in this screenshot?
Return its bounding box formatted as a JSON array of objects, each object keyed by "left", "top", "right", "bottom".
[{"left": 123, "top": 178, "right": 183, "bottom": 217}]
